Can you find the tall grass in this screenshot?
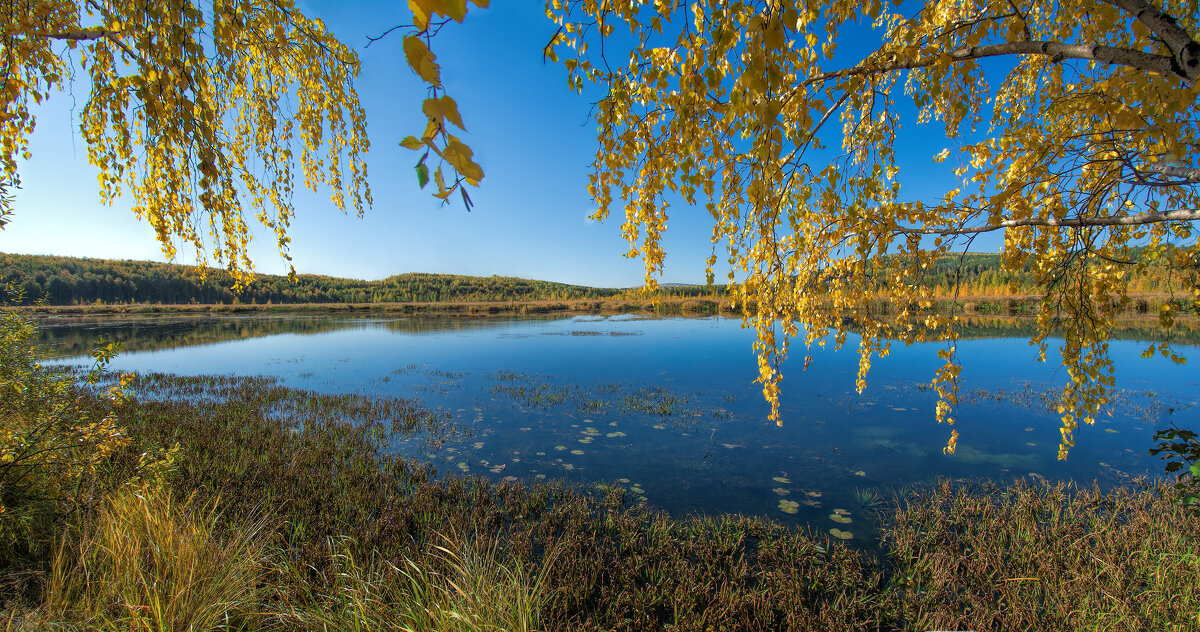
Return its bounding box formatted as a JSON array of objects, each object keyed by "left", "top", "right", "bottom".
[
  {"left": 39, "top": 485, "right": 269, "bottom": 631},
  {"left": 274, "top": 535, "right": 555, "bottom": 632},
  {"left": 886, "top": 478, "right": 1200, "bottom": 632}
]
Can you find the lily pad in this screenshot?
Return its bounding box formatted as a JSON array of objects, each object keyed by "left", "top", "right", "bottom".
[
  {"left": 829, "top": 528, "right": 853, "bottom": 540},
  {"left": 472, "top": 442, "right": 485, "bottom": 449},
  {"left": 778, "top": 499, "right": 800, "bottom": 514},
  {"left": 617, "top": 477, "right": 631, "bottom": 483},
  {"left": 579, "top": 437, "right": 595, "bottom": 444},
  {"left": 772, "top": 487, "right": 790, "bottom": 496},
  {"left": 854, "top": 471, "right": 866, "bottom": 477},
  {"left": 653, "top": 424, "right": 666, "bottom": 430},
  {"left": 805, "top": 491, "right": 823, "bottom": 498},
  {"left": 833, "top": 508, "right": 851, "bottom": 516},
  {"left": 606, "top": 431, "right": 627, "bottom": 438},
  {"left": 570, "top": 449, "right": 585, "bottom": 455},
  {"left": 1104, "top": 428, "right": 1119, "bottom": 433},
  {"left": 772, "top": 476, "right": 791, "bottom": 484},
  {"left": 829, "top": 513, "right": 852, "bottom": 524},
  {"left": 554, "top": 445, "right": 567, "bottom": 451}
]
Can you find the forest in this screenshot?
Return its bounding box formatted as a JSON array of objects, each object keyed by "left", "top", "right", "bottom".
[
  {"left": 1, "top": 251, "right": 1188, "bottom": 307},
  {"left": 0, "top": 252, "right": 624, "bottom": 305}
]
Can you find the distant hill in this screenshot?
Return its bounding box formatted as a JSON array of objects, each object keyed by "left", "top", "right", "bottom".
[
  {"left": 0, "top": 250, "right": 1182, "bottom": 307},
  {"left": 0, "top": 253, "right": 625, "bottom": 306}
]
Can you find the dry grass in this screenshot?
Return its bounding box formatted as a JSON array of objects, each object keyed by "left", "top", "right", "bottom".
[
  {"left": 272, "top": 535, "right": 555, "bottom": 632},
  {"left": 886, "top": 478, "right": 1200, "bottom": 632},
  {"left": 36, "top": 485, "right": 270, "bottom": 631}
]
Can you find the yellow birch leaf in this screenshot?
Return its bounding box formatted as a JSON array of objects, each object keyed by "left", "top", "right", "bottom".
[
  {"left": 403, "top": 35, "right": 440, "bottom": 85},
  {"left": 422, "top": 95, "right": 465, "bottom": 130}
]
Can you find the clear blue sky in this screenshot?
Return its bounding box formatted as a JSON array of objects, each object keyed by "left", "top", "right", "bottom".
[{"left": 0, "top": 2, "right": 980, "bottom": 287}]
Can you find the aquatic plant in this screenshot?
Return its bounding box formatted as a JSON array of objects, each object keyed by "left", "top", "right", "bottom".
[{"left": 853, "top": 488, "right": 886, "bottom": 512}]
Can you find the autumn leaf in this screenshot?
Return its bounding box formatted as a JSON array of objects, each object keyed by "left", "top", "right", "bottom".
[
  {"left": 402, "top": 35, "right": 440, "bottom": 85},
  {"left": 422, "top": 95, "right": 466, "bottom": 131},
  {"left": 444, "top": 137, "right": 483, "bottom": 183}
]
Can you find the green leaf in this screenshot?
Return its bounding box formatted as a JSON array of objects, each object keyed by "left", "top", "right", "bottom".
[
  {"left": 415, "top": 162, "right": 429, "bottom": 189},
  {"left": 1190, "top": 463, "right": 1200, "bottom": 477}
]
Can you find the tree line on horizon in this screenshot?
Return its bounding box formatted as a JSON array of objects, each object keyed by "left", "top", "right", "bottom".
[
  {"left": 0, "top": 253, "right": 627, "bottom": 305},
  {"left": 0, "top": 251, "right": 1189, "bottom": 307}
]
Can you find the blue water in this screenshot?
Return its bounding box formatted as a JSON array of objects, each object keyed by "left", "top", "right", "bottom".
[{"left": 41, "top": 314, "right": 1195, "bottom": 542}]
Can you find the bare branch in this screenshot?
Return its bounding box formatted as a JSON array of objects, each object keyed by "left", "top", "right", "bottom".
[{"left": 894, "top": 209, "right": 1200, "bottom": 235}]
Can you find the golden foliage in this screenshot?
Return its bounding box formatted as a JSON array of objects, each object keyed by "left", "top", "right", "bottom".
[
  {"left": 546, "top": 0, "right": 1200, "bottom": 458},
  {"left": 396, "top": 0, "right": 488, "bottom": 208},
  {"left": 0, "top": 0, "right": 372, "bottom": 286}
]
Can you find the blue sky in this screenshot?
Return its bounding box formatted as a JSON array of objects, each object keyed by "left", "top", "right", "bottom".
[{"left": 0, "top": 2, "right": 976, "bottom": 287}]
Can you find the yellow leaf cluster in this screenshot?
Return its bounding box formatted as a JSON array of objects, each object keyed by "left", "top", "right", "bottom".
[
  {"left": 0, "top": 0, "right": 373, "bottom": 288},
  {"left": 548, "top": 0, "right": 1200, "bottom": 459}
]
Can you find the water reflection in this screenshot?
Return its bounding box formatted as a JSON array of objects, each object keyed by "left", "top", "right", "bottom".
[{"left": 37, "top": 313, "right": 1197, "bottom": 545}]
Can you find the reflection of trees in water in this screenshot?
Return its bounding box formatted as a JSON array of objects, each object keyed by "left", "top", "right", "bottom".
[
  {"left": 868, "top": 316, "right": 1200, "bottom": 347},
  {"left": 36, "top": 313, "right": 1200, "bottom": 359},
  {"left": 35, "top": 315, "right": 577, "bottom": 357}
]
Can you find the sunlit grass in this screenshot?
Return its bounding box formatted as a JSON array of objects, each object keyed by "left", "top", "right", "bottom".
[{"left": 39, "top": 485, "right": 269, "bottom": 631}]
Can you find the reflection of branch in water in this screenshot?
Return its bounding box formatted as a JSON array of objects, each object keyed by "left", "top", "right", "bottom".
[{"left": 914, "top": 380, "right": 1165, "bottom": 424}]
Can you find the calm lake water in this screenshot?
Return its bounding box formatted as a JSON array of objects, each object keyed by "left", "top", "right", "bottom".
[{"left": 38, "top": 313, "right": 1197, "bottom": 543}]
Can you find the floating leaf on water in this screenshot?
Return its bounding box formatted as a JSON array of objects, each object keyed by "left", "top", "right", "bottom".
[
  {"left": 653, "top": 424, "right": 666, "bottom": 430},
  {"left": 456, "top": 462, "right": 468, "bottom": 470},
  {"left": 570, "top": 449, "right": 585, "bottom": 455},
  {"left": 829, "top": 513, "right": 852, "bottom": 524},
  {"left": 512, "top": 458, "right": 520, "bottom": 463},
  {"left": 502, "top": 475, "right": 518, "bottom": 483},
  {"left": 772, "top": 487, "right": 790, "bottom": 496},
  {"left": 802, "top": 499, "right": 821, "bottom": 507},
  {"left": 1024, "top": 427, "right": 1034, "bottom": 432},
  {"left": 778, "top": 499, "right": 800, "bottom": 514},
  {"left": 829, "top": 528, "right": 853, "bottom": 540},
  {"left": 854, "top": 471, "right": 866, "bottom": 477},
  {"left": 617, "top": 477, "right": 630, "bottom": 483},
  {"left": 805, "top": 491, "right": 823, "bottom": 498},
  {"left": 472, "top": 442, "right": 484, "bottom": 449},
  {"left": 833, "top": 508, "right": 851, "bottom": 516},
  {"left": 519, "top": 427, "right": 532, "bottom": 432},
  {"left": 579, "top": 437, "right": 595, "bottom": 444},
  {"left": 772, "top": 476, "right": 791, "bottom": 484},
  {"left": 607, "top": 431, "right": 627, "bottom": 438},
  {"left": 562, "top": 463, "right": 575, "bottom": 470},
  {"left": 1026, "top": 442, "right": 1036, "bottom": 447},
  {"left": 536, "top": 474, "right": 546, "bottom": 479},
  {"left": 1099, "top": 461, "right": 1109, "bottom": 467},
  {"left": 722, "top": 443, "right": 744, "bottom": 449},
  {"left": 610, "top": 421, "right": 619, "bottom": 426},
  {"left": 1104, "top": 428, "right": 1119, "bottom": 433},
  {"left": 583, "top": 419, "right": 595, "bottom": 424},
  {"left": 630, "top": 487, "right": 645, "bottom": 494},
  {"left": 536, "top": 451, "right": 546, "bottom": 456}
]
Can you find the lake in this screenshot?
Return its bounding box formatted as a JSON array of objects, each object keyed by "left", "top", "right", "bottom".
[{"left": 37, "top": 313, "right": 1195, "bottom": 544}]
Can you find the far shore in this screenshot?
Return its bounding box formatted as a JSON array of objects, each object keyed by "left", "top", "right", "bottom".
[{"left": 7, "top": 292, "right": 1197, "bottom": 323}]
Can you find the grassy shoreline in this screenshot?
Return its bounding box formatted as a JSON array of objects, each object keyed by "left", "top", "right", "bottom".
[
  {"left": 4, "top": 364, "right": 1198, "bottom": 630},
  {"left": 7, "top": 290, "right": 1198, "bottom": 320}
]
